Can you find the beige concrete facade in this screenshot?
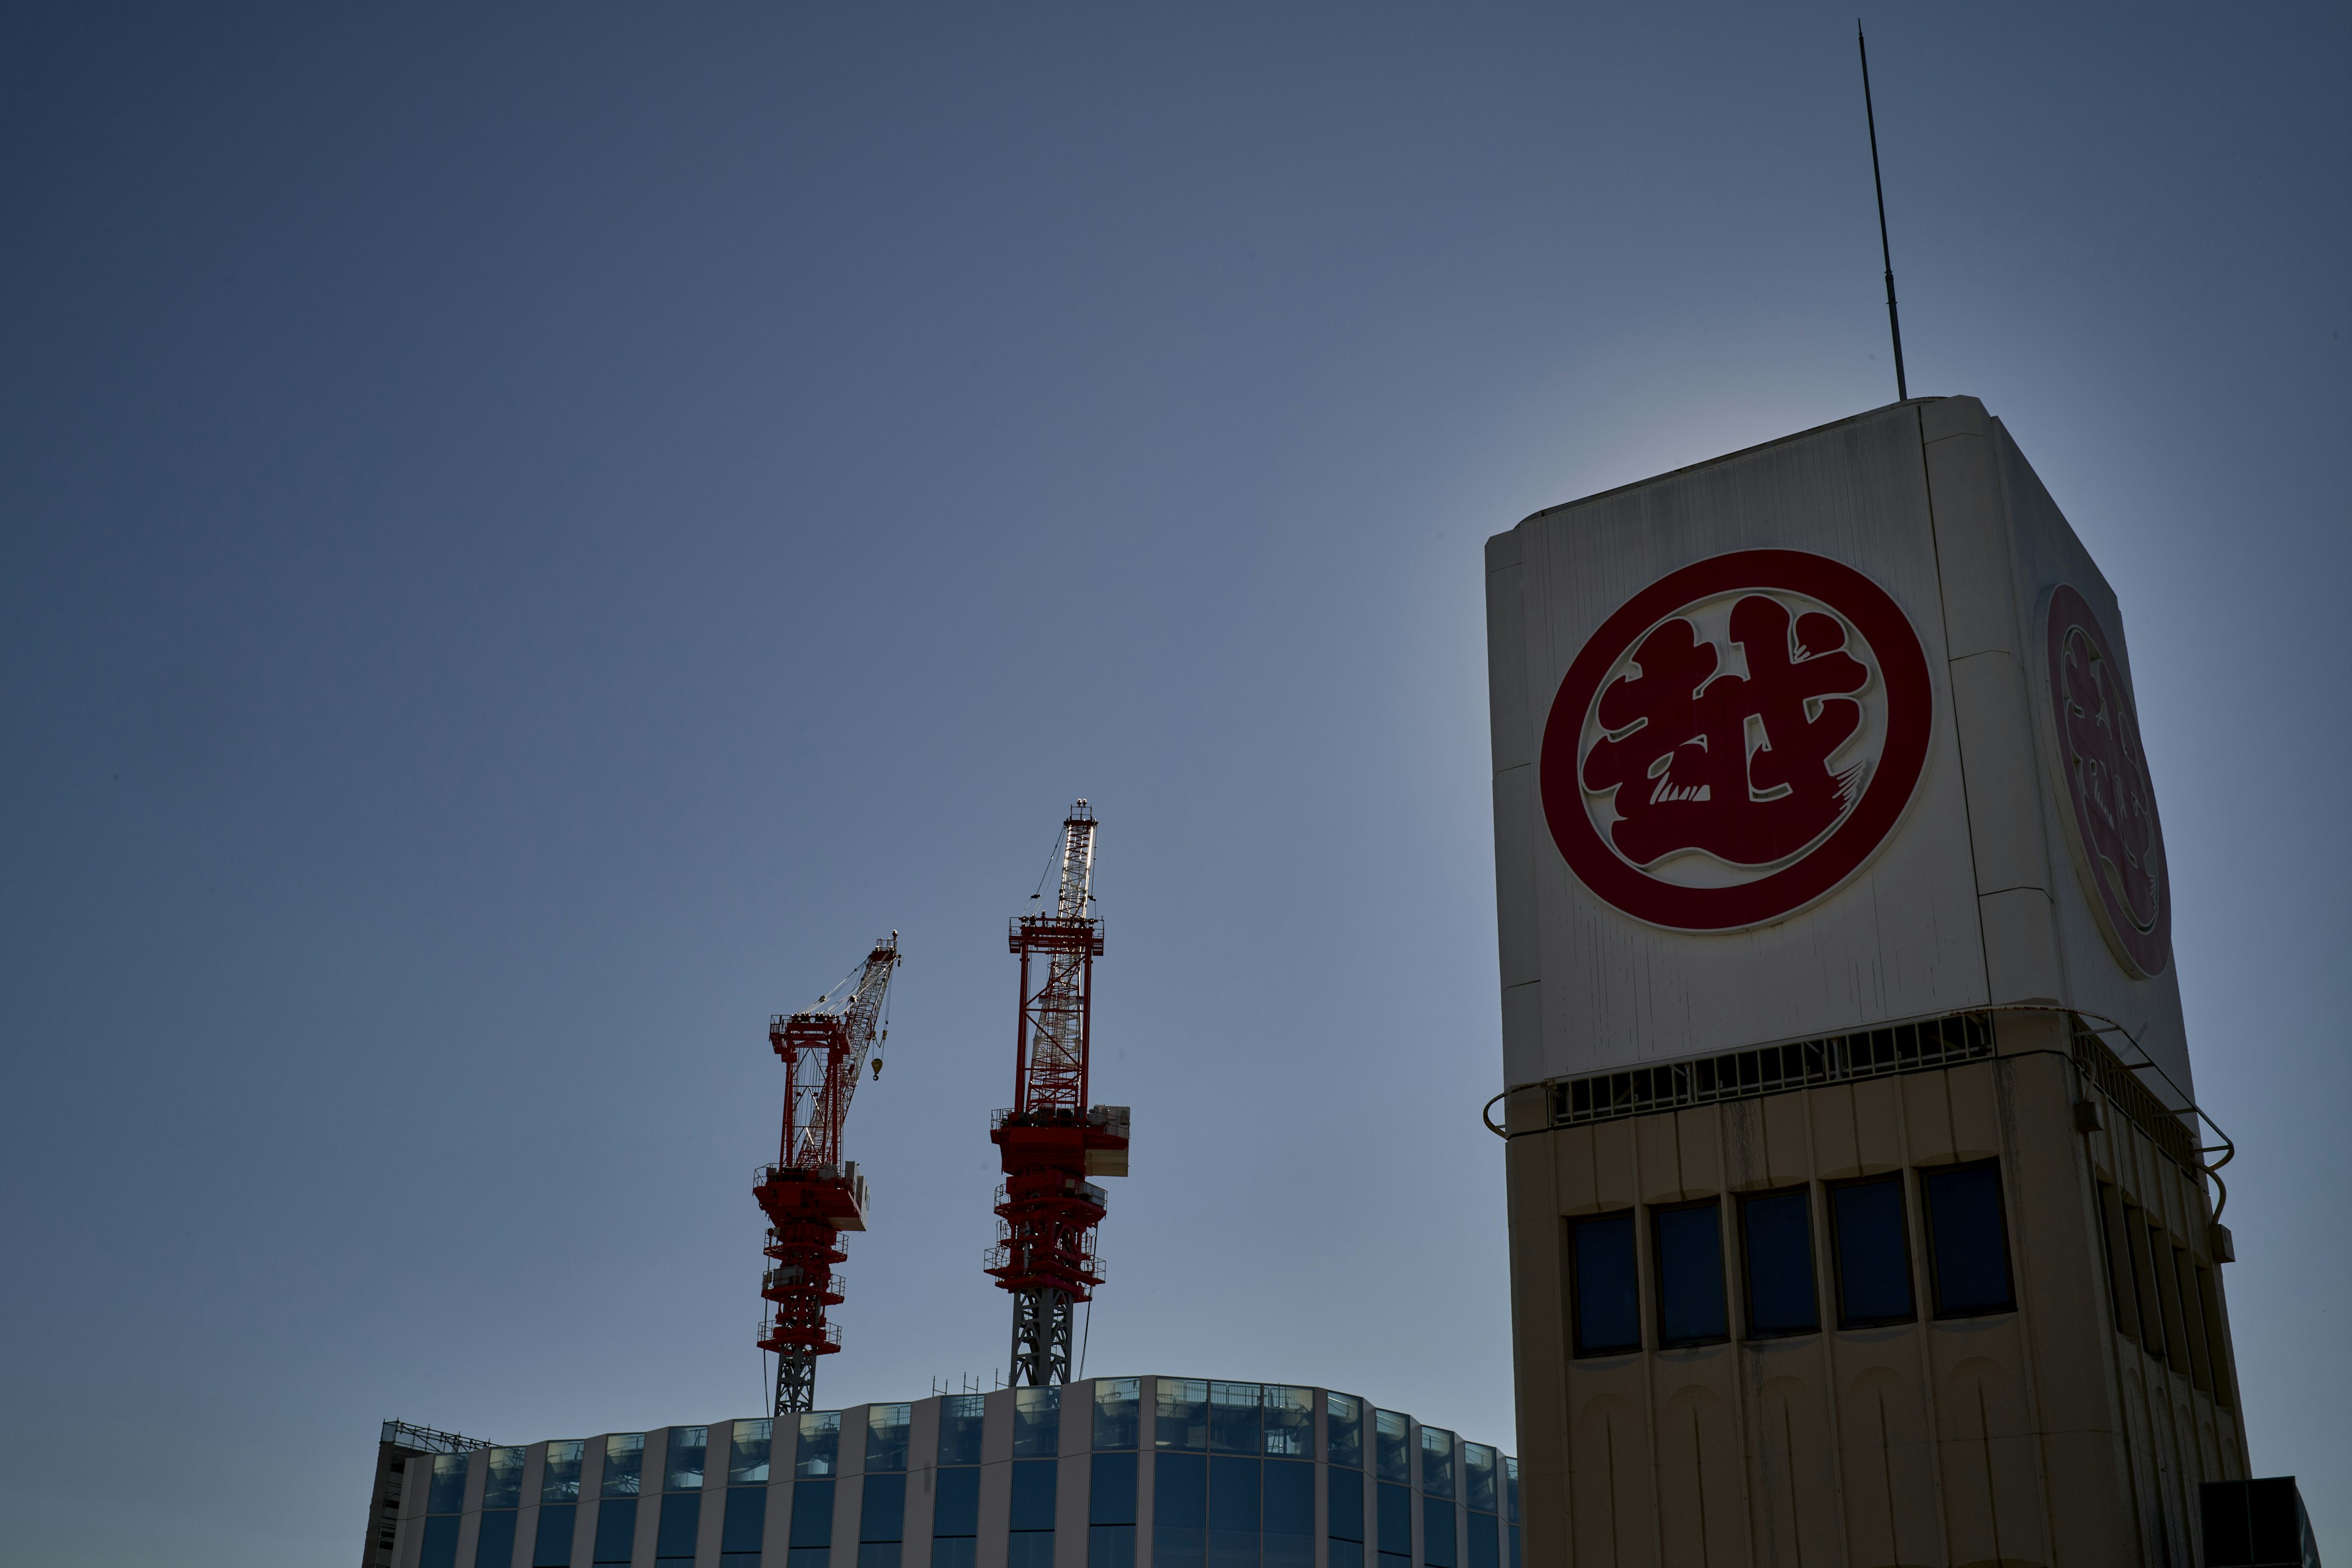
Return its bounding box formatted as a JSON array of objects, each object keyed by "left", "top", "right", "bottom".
[{"left": 1498, "top": 1011, "right": 2240, "bottom": 1568}]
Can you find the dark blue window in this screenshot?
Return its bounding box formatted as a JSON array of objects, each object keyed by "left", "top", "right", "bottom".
[
  {"left": 1654, "top": 1201, "right": 1728, "bottom": 1345},
  {"left": 595, "top": 1499, "right": 638, "bottom": 1564},
  {"left": 657, "top": 1494, "right": 699, "bottom": 1561},
  {"left": 858, "top": 1547, "right": 901, "bottom": 1568},
  {"left": 1154, "top": 1452, "right": 1208, "bottom": 1568},
  {"left": 1013, "top": 1389, "right": 1060, "bottom": 1460},
  {"left": 420, "top": 1515, "right": 460, "bottom": 1568},
  {"left": 1372, "top": 1414, "right": 1411, "bottom": 1486},
  {"left": 1741, "top": 1191, "right": 1819, "bottom": 1337},
  {"left": 932, "top": 1468, "right": 979, "bottom": 1538},
  {"left": 1011, "top": 1460, "right": 1058, "bottom": 1532},
  {"left": 1419, "top": 1432, "right": 1454, "bottom": 1502},
  {"left": 1507, "top": 1526, "right": 1520, "bottom": 1568},
  {"left": 1466, "top": 1512, "right": 1498, "bottom": 1568},
  {"left": 797, "top": 1416, "right": 843, "bottom": 1480},
  {"left": 1924, "top": 1163, "right": 2015, "bottom": 1317},
  {"left": 791, "top": 1476, "right": 837, "bottom": 1568},
  {"left": 604, "top": 1438, "right": 647, "bottom": 1500},
  {"left": 477, "top": 1510, "right": 519, "bottom": 1568},
  {"left": 861, "top": 1475, "right": 906, "bottom": 1542},
  {"left": 1328, "top": 1468, "right": 1364, "bottom": 1542},
  {"left": 1378, "top": 1483, "right": 1412, "bottom": 1557},
  {"left": 937, "top": 1396, "right": 987, "bottom": 1466},
  {"left": 1008, "top": 1537, "right": 1054, "bottom": 1568},
  {"left": 1208, "top": 1385, "right": 1261, "bottom": 1456},
  {"left": 534, "top": 1504, "right": 579, "bottom": 1567},
  {"left": 1092, "top": 1453, "right": 1139, "bottom": 1523},
  {"left": 722, "top": 1486, "right": 768, "bottom": 1561},
  {"left": 791, "top": 1482, "right": 835, "bottom": 1545},
  {"left": 1095, "top": 1379, "right": 1142, "bottom": 1451},
  {"left": 1325, "top": 1395, "right": 1362, "bottom": 1470},
  {"left": 1831, "top": 1177, "right": 1915, "bottom": 1325},
  {"left": 930, "top": 1544, "right": 974, "bottom": 1568},
  {"left": 1569, "top": 1213, "right": 1640, "bottom": 1355},
  {"left": 1158, "top": 1382, "right": 1208, "bottom": 1453},
  {"left": 1461, "top": 1446, "right": 1496, "bottom": 1517},
  {"left": 486, "top": 1450, "right": 527, "bottom": 1510},
  {"left": 1422, "top": 1499, "right": 1455, "bottom": 1568},
  {"left": 430, "top": 1455, "right": 471, "bottom": 1515},
  {"left": 1264, "top": 1460, "right": 1314, "bottom": 1536},
  {"left": 1330, "top": 1547, "right": 1365, "bottom": 1568},
  {"left": 1208, "top": 1456, "right": 1258, "bottom": 1568},
  {"left": 729, "top": 1424, "right": 773, "bottom": 1488},
  {"left": 865, "top": 1409, "right": 911, "bottom": 1474},
  {"left": 665, "top": 1431, "right": 709, "bottom": 1494},
  {"left": 1088, "top": 1526, "right": 1136, "bottom": 1568}
]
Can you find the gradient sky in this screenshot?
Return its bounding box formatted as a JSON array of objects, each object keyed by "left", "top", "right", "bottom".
[{"left": 2, "top": 4, "right": 2345, "bottom": 1562}]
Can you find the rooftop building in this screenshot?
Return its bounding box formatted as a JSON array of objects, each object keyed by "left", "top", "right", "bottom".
[{"left": 384, "top": 1378, "right": 1518, "bottom": 1568}]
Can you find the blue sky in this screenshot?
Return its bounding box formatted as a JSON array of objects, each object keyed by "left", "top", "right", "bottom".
[{"left": 2, "top": 4, "right": 2345, "bottom": 1561}]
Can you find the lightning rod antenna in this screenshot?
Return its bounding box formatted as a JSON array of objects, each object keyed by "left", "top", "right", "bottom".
[{"left": 1858, "top": 21, "right": 1909, "bottom": 402}]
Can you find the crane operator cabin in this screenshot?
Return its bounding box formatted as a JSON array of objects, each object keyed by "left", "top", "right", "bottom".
[{"left": 1484, "top": 397, "right": 2249, "bottom": 1567}]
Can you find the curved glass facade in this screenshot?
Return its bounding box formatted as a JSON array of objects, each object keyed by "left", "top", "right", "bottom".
[{"left": 393, "top": 1379, "right": 1515, "bottom": 1568}]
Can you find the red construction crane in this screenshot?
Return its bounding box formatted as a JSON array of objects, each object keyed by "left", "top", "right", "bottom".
[
  {"left": 987, "top": 802, "right": 1129, "bottom": 1385},
  {"left": 756, "top": 933, "right": 900, "bottom": 1414}
]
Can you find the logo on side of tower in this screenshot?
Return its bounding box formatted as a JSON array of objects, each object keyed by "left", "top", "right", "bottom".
[
  {"left": 1540, "top": 549, "right": 1933, "bottom": 932},
  {"left": 2043, "top": 583, "right": 2171, "bottom": 978}
]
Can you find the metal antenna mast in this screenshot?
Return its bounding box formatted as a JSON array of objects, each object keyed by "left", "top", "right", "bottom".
[
  {"left": 756, "top": 933, "right": 901, "bottom": 1413},
  {"left": 987, "top": 802, "right": 1129, "bottom": 1385},
  {"left": 1858, "top": 21, "right": 1909, "bottom": 401}
]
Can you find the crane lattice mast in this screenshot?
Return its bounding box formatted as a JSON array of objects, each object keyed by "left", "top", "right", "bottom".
[
  {"left": 756, "top": 933, "right": 900, "bottom": 1414},
  {"left": 987, "top": 802, "right": 1129, "bottom": 1385}
]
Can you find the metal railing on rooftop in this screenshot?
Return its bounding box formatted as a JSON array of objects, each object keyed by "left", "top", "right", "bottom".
[
  {"left": 1546, "top": 1011, "right": 1994, "bottom": 1128},
  {"left": 380, "top": 1420, "right": 493, "bottom": 1453}
]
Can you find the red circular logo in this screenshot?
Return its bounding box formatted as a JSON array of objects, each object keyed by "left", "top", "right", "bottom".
[
  {"left": 1540, "top": 549, "right": 1934, "bottom": 931},
  {"left": 2044, "top": 584, "right": 2171, "bottom": 977}
]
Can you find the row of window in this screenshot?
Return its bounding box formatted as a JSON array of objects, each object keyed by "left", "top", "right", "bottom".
[
  {"left": 1565, "top": 1160, "right": 2016, "bottom": 1357},
  {"left": 2095, "top": 1181, "right": 2233, "bottom": 1405},
  {"left": 431, "top": 1388, "right": 1512, "bottom": 1517},
  {"left": 422, "top": 1452, "right": 1521, "bottom": 1568}
]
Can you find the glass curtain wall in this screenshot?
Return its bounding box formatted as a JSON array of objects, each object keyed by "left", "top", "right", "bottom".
[
  {"left": 478, "top": 1449, "right": 525, "bottom": 1568},
  {"left": 419, "top": 1453, "right": 468, "bottom": 1568},
  {"left": 792, "top": 1412, "right": 843, "bottom": 1568},
  {"left": 537, "top": 1442, "right": 586, "bottom": 1568},
  {"left": 1325, "top": 1395, "right": 1365, "bottom": 1568},
  {"left": 659, "top": 1429, "right": 707, "bottom": 1567},
  {"left": 1419, "top": 1430, "right": 1455, "bottom": 1568},
  {"left": 932, "top": 1396, "right": 985, "bottom": 1568},
  {"left": 723, "top": 1422, "right": 772, "bottom": 1568},
  {"left": 861, "top": 1406, "right": 911, "bottom": 1568},
  {"left": 1090, "top": 1381, "right": 1140, "bottom": 1568},
  {"left": 1155, "top": 1381, "right": 1209, "bottom": 1568},
  {"left": 1461, "top": 1444, "right": 1498, "bottom": 1568},
  {"left": 595, "top": 1436, "right": 644, "bottom": 1566},
  {"left": 1011, "top": 1387, "right": 1060, "bottom": 1568}
]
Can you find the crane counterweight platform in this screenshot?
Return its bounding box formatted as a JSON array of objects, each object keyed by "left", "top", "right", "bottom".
[
  {"left": 756, "top": 932, "right": 900, "bottom": 1414},
  {"left": 987, "top": 802, "right": 1129, "bottom": 1386}
]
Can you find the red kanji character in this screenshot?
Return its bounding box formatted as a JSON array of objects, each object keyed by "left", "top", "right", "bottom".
[
  {"left": 1581, "top": 596, "right": 1870, "bottom": 869},
  {"left": 2058, "top": 631, "right": 2159, "bottom": 928}
]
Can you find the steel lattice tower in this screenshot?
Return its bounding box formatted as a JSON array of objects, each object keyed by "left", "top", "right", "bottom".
[
  {"left": 986, "top": 802, "right": 1129, "bottom": 1385},
  {"left": 755, "top": 934, "right": 899, "bottom": 1414}
]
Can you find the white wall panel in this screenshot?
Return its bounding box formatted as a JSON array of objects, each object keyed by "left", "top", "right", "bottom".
[
  {"left": 1487, "top": 397, "right": 2195, "bottom": 1101},
  {"left": 1493, "top": 404, "right": 1988, "bottom": 1080}
]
